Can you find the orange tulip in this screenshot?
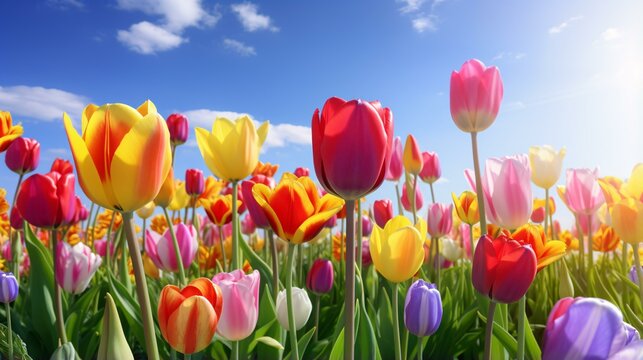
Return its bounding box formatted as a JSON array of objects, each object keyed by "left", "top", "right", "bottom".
[
  {"left": 559, "top": 230, "right": 579, "bottom": 251},
  {"left": 158, "top": 278, "right": 223, "bottom": 354},
  {"left": 252, "top": 175, "right": 344, "bottom": 244},
  {"left": 202, "top": 195, "right": 241, "bottom": 226},
  {"left": 512, "top": 224, "right": 566, "bottom": 271},
  {"left": 252, "top": 161, "right": 279, "bottom": 177},
  {"left": 592, "top": 225, "right": 620, "bottom": 252},
  {"left": 403, "top": 135, "right": 423, "bottom": 176},
  {"left": 0, "top": 110, "right": 24, "bottom": 152},
  {"left": 196, "top": 176, "right": 226, "bottom": 207}
]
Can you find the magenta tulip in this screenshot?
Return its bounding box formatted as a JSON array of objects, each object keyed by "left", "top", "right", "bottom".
[
  {"left": 212, "top": 270, "right": 260, "bottom": 341},
  {"left": 166, "top": 113, "right": 189, "bottom": 146},
  {"left": 5, "top": 137, "right": 40, "bottom": 175},
  {"left": 145, "top": 224, "right": 198, "bottom": 273},
  {"left": 56, "top": 241, "right": 102, "bottom": 294},
  {"left": 16, "top": 171, "right": 76, "bottom": 229},
  {"left": 373, "top": 199, "right": 394, "bottom": 228},
  {"left": 241, "top": 214, "right": 256, "bottom": 235},
  {"left": 419, "top": 151, "right": 441, "bottom": 184},
  {"left": 385, "top": 136, "right": 403, "bottom": 182},
  {"left": 564, "top": 168, "right": 605, "bottom": 216},
  {"left": 185, "top": 168, "right": 205, "bottom": 196},
  {"left": 241, "top": 180, "right": 270, "bottom": 228},
  {"left": 306, "top": 259, "right": 334, "bottom": 295},
  {"left": 294, "top": 167, "right": 310, "bottom": 177},
  {"left": 427, "top": 203, "right": 453, "bottom": 238}
]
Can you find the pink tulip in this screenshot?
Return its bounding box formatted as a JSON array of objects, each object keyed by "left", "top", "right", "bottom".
[
  {"left": 564, "top": 169, "right": 605, "bottom": 216},
  {"left": 56, "top": 241, "right": 102, "bottom": 294},
  {"left": 427, "top": 203, "right": 453, "bottom": 238},
  {"left": 572, "top": 213, "right": 600, "bottom": 238},
  {"left": 401, "top": 181, "right": 423, "bottom": 212},
  {"left": 385, "top": 136, "right": 403, "bottom": 182},
  {"left": 145, "top": 223, "right": 198, "bottom": 273},
  {"left": 450, "top": 59, "right": 504, "bottom": 133},
  {"left": 466, "top": 154, "right": 532, "bottom": 230},
  {"left": 212, "top": 269, "right": 260, "bottom": 341},
  {"left": 294, "top": 167, "right": 310, "bottom": 177},
  {"left": 241, "top": 214, "right": 256, "bottom": 235},
  {"left": 94, "top": 238, "right": 115, "bottom": 257},
  {"left": 419, "top": 151, "right": 441, "bottom": 184}
]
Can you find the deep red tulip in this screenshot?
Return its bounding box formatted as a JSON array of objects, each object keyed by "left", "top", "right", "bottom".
[
  {"left": 16, "top": 171, "right": 76, "bottom": 228},
  {"left": 166, "top": 113, "right": 189, "bottom": 146},
  {"left": 472, "top": 234, "right": 537, "bottom": 303},
  {"left": 5, "top": 137, "right": 40, "bottom": 175},
  {"left": 10, "top": 207, "right": 23, "bottom": 230},
  {"left": 373, "top": 199, "right": 394, "bottom": 228},
  {"left": 294, "top": 167, "right": 310, "bottom": 177},
  {"left": 185, "top": 168, "right": 205, "bottom": 196},
  {"left": 50, "top": 158, "right": 73, "bottom": 175},
  {"left": 312, "top": 97, "right": 393, "bottom": 200}
]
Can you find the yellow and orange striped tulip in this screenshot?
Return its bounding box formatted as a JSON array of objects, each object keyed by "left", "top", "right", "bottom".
[
  {"left": 452, "top": 191, "right": 479, "bottom": 225},
  {"left": 592, "top": 225, "right": 620, "bottom": 252},
  {"left": 63, "top": 101, "right": 172, "bottom": 212},
  {"left": 0, "top": 111, "right": 23, "bottom": 152}
]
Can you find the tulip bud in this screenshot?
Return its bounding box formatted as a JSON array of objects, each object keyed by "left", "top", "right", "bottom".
[
  {"left": 10, "top": 207, "right": 23, "bottom": 230},
  {"left": 5, "top": 137, "right": 40, "bottom": 175},
  {"left": 212, "top": 270, "right": 260, "bottom": 341},
  {"left": 306, "top": 259, "right": 334, "bottom": 294},
  {"left": 373, "top": 199, "right": 393, "bottom": 228},
  {"left": 276, "top": 287, "right": 312, "bottom": 331},
  {"left": 404, "top": 279, "right": 442, "bottom": 337},
  {"left": 419, "top": 151, "right": 441, "bottom": 184},
  {"left": 370, "top": 216, "right": 426, "bottom": 283},
  {"left": 56, "top": 241, "right": 102, "bottom": 294},
  {"left": 50, "top": 158, "right": 73, "bottom": 175},
  {"left": 185, "top": 168, "right": 205, "bottom": 196},
  {"left": 558, "top": 260, "right": 574, "bottom": 298},
  {"left": 294, "top": 167, "right": 310, "bottom": 177},
  {"left": 360, "top": 214, "right": 373, "bottom": 237},
  {"left": 0, "top": 271, "right": 19, "bottom": 303},
  {"left": 440, "top": 237, "right": 463, "bottom": 262},
  {"left": 94, "top": 238, "right": 115, "bottom": 258},
  {"left": 529, "top": 145, "right": 566, "bottom": 190},
  {"left": 241, "top": 181, "right": 270, "bottom": 228},
  {"left": 401, "top": 181, "right": 423, "bottom": 212},
  {"left": 361, "top": 239, "right": 372, "bottom": 266},
  {"left": 611, "top": 198, "right": 643, "bottom": 245},
  {"left": 403, "top": 135, "right": 423, "bottom": 176},
  {"left": 385, "top": 136, "right": 403, "bottom": 182},
  {"left": 166, "top": 113, "right": 189, "bottom": 146},
  {"left": 145, "top": 224, "right": 198, "bottom": 273},
  {"left": 136, "top": 201, "right": 156, "bottom": 220},
  {"left": 98, "top": 293, "right": 135, "bottom": 360},
  {"left": 564, "top": 168, "right": 605, "bottom": 216},
  {"left": 452, "top": 191, "right": 479, "bottom": 226}
]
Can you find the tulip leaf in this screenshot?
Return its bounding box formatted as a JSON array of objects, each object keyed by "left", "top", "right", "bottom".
[
  {"left": 239, "top": 230, "right": 279, "bottom": 295},
  {"left": 0, "top": 323, "right": 33, "bottom": 360},
  {"left": 522, "top": 315, "right": 542, "bottom": 360},
  {"left": 254, "top": 285, "right": 283, "bottom": 359},
  {"left": 328, "top": 328, "right": 344, "bottom": 360},
  {"left": 246, "top": 319, "right": 276, "bottom": 353},
  {"left": 49, "top": 342, "right": 76, "bottom": 360},
  {"left": 254, "top": 336, "right": 285, "bottom": 351},
  {"left": 284, "top": 326, "right": 316, "bottom": 360},
  {"left": 23, "top": 223, "right": 58, "bottom": 353},
  {"left": 477, "top": 311, "right": 517, "bottom": 358},
  {"left": 355, "top": 298, "right": 381, "bottom": 360}
]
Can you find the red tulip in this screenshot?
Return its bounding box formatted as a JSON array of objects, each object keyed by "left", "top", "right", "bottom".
[
  {"left": 401, "top": 181, "right": 423, "bottom": 212},
  {"left": 373, "top": 199, "right": 394, "bottom": 228},
  {"left": 50, "top": 158, "right": 74, "bottom": 175},
  {"left": 16, "top": 171, "right": 76, "bottom": 228},
  {"left": 166, "top": 113, "right": 189, "bottom": 146},
  {"left": 5, "top": 137, "right": 40, "bottom": 175},
  {"left": 221, "top": 185, "right": 247, "bottom": 214},
  {"left": 10, "top": 207, "right": 23, "bottom": 230},
  {"left": 294, "top": 167, "right": 310, "bottom": 177},
  {"left": 312, "top": 97, "right": 393, "bottom": 200},
  {"left": 472, "top": 234, "right": 537, "bottom": 303},
  {"left": 70, "top": 196, "right": 89, "bottom": 224},
  {"left": 185, "top": 168, "right": 205, "bottom": 196}
]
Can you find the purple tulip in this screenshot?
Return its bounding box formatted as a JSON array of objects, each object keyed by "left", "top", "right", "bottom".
[
  {"left": 360, "top": 214, "right": 373, "bottom": 237},
  {"left": 404, "top": 279, "right": 442, "bottom": 337},
  {"left": 0, "top": 271, "right": 19, "bottom": 303},
  {"left": 543, "top": 297, "right": 641, "bottom": 359},
  {"left": 145, "top": 224, "right": 198, "bottom": 273},
  {"left": 629, "top": 265, "right": 641, "bottom": 285},
  {"left": 306, "top": 259, "right": 334, "bottom": 294},
  {"left": 241, "top": 180, "right": 271, "bottom": 229}
]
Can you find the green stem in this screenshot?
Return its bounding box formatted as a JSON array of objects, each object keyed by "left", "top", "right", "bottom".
[
  {"left": 344, "top": 199, "right": 356, "bottom": 360},
  {"left": 231, "top": 181, "right": 240, "bottom": 270},
  {"left": 163, "top": 207, "right": 186, "bottom": 286},
  {"left": 298, "top": 242, "right": 304, "bottom": 287},
  {"left": 6, "top": 301, "right": 13, "bottom": 360},
  {"left": 85, "top": 202, "right": 95, "bottom": 245},
  {"left": 544, "top": 188, "right": 550, "bottom": 241},
  {"left": 121, "top": 212, "right": 160, "bottom": 360},
  {"left": 483, "top": 301, "right": 497, "bottom": 360},
  {"left": 141, "top": 218, "right": 147, "bottom": 252},
  {"left": 313, "top": 294, "right": 321, "bottom": 343},
  {"left": 268, "top": 230, "right": 279, "bottom": 300},
  {"left": 468, "top": 223, "right": 475, "bottom": 260},
  {"left": 219, "top": 225, "right": 228, "bottom": 272},
  {"left": 411, "top": 175, "right": 418, "bottom": 222},
  {"left": 340, "top": 219, "right": 345, "bottom": 284},
  {"left": 357, "top": 200, "right": 363, "bottom": 273},
  {"left": 104, "top": 212, "right": 116, "bottom": 273},
  {"left": 587, "top": 215, "right": 594, "bottom": 270},
  {"left": 435, "top": 237, "right": 441, "bottom": 289},
  {"left": 576, "top": 217, "right": 585, "bottom": 274},
  {"left": 118, "top": 230, "right": 130, "bottom": 290},
  {"left": 417, "top": 336, "right": 423, "bottom": 360},
  {"left": 470, "top": 132, "right": 487, "bottom": 234},
  {"left": 286, "top": 243, "right": 300, "bottom": 359},
  {"left": 394, "top": 182, "right": 404, "bottom": 216},
  {"left": 231, "top": 341, "right": 239, "bottom": 360},
  {"left": 51, "top": 229, "right": 68, "bottom": 344},
  {"left": 9, "top": 173, "right": 24, "bottom": 281},
  {"left": 633, "top": 242, "right": 643, "bottom": 306},
  {"left": 429, "top": 182, "right": 436, "bottom": 204},
  {"left": 517, "top": 296, "right": 526, "bottom": 360},
  {"left": 392, "top": 283, "right": 402, "bottom": 360}
]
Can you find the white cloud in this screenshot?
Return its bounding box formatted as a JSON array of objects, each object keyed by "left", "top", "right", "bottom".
[
  {"left": 493, "top": 51, "right": 526, "bottom": 61},
  {"left": 117, "top": 21, "right": 185, "bottom": 55},
  {"left": 600, "top": 28, "right": 622, "bottom": 41},
  {"left": 397, "top": 0, "right": 426, "bottom": 13},
  {"left": 397, "top": 0, "right": 444, "bottom": 33},
  {"left": 223, "top": 38, "right": 256, "bottom": 56},
  {"left": 182, "top": 108, "right": 310, "bottom": 150},
  {"left": 0, "top": 85, "right": 88, "bottom": 121},
  {"left": 412, "top": 15, "right": 437, "bottom": 33},
  {"left": 549, "top": 15, "right": 583, "bottom": 35},
  {"left": 47, "top": 0, "right": 84, "bottom": 9},
  {"left": 231, "top": 3, "right": 279, "bottom": 32}
]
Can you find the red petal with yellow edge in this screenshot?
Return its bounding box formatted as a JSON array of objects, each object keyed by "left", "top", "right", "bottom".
[
  {"left": 165, "top": 296, "right": 217, "bottom": 354},
  {"left": 266, "top": 180, "right": 315, "bottom": 239},
  {"left": 297, "top": 176, "right": 320, "bottom": 209},
  {"left": 158, "top": 285, "right": 185, "bottom": 340},
  {"left": 181, "top": 278, "right": 223, "bottom": 317}
]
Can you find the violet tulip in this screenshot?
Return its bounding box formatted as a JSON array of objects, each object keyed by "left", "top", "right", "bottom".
[
  {"left": 0, "top": 271, "right": 19, "bottom": 303},
  {"left": 419, "top": 151, "right": 441, "bottom": 184},
  {"left": 306, "top": 259, "right": 334, "bottom": 295},
  {"left": 385, "top": 136, "right": 403, "bottom": 182},
  {"left": 185, "top": 168, "right": 205, "bottom": 196},
  {"left": 564, "top": 168, "right": 605, "bottom": 216},
  {"left": 404, "top": 279, "right": 442, "bottom": 337},
  {"left": 5, "top": 137, "right": 40, "bottom": 175},
  {"left": 145, "top": 224, "right": 198, "bottom": 273},
  {"left": 56, "top": 241, "right": 102, "bottom": 294},
  {"left": 373, "top": 199, "right": 394, "bottom": 228},
  {"left": 427, "top": 203, "right": 453, "bottom": 238},
  {"left": 166, "top": 113, "right": 189, "bottom": 146},
  {"left": 543, "top": 297, "right": 641, "bottom": 359},
  {"left": 212, "top": 269, "right": 260, "bottom": 341},
  {"left": 466, "top": 154, "right": 532, "bottom": 230}
]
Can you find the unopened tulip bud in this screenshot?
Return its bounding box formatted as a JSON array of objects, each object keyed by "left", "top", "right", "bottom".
[{"left": 276, "top": 287, "right": 312, "bottom": 331}]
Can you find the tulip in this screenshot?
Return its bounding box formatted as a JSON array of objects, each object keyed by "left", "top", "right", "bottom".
[
  {"left": 50, "top": 158, "right": 73, "bottom": 176},
  {"left": 252, "top": 161, "right": 278, "bottom": 178},
  {"left": 324, "top": 215, "right": 337, "bottom": 229},
  {"left": 136, "top": 201, "right": 156, "bottom": 219},
  {"left": 0, "top": 271, "right": 18, "bottom": 303},
  {"left": 294, "top": 167, "right": 310, "bottom": 177},
  {"left": 251, "top": 175, "right": 344, "bottom": 244},
  {"left": 0, "top": 111, "right": 23, "bottom": 152},
  {"left": 5, "top": 137, "right": 40, "bottom": 175},
  {"left": 202, "top": 195, "right": 240, "bottom": 226},
  {"left": 472, "top": 234, "right": 537, "bottom": 303},
  {"left": 621, "top": 163, "right": 643, "bottom": 201},
  {"left": 16, "top": 171, "right": 76, "bottom": 228},
  {"left": 9, "top": 207, "right": 23, "bottom": 230},
  {"left": 166, "top": 113, "right": 189, "bottom": 146},
  {"left": 312, "top": 97, "right": 393, "bottom": 200},
  {"left": 564, "top": 168, "right": 605, "bottom": 216},
  {"left": 74, "top": 197, "right": 89, "bottom": 222},
  {"left": 465, "top": 154, "right": 532, "bottom": 230},
  {"left": 610, "top": 198, "right": 643, "bottom": 245},
  {"left": 63, "top": 101, "right": 172, "bottom": 213},
  {"left": 512, "top": 224, "right": 566, "bottom": 271},
  {"left": 427, "top": 203, "right": 453, "bottom": 238},
  {"left": 241, "top": 214, "right": 256, "bottom": 235},
  {"left": 530, "top": 197, "right": 555, "bottom": 224},
  {"left": 450, "top": 59, "right": 503, "bottom": 133},
  {"left": 154, "top": 168, "right": 176, "bottom": 209},
  {"left": 145, "top": 224, "right": 198, "bottom": 273},
  {"left": 373, "top": 199, "right": 394, "bottom": 228},
  {"left": 98, "top": 293, "right": 135, "bottom": 360},
  {"left": 241, "top": 180, "right": 271, "bottom": 229},
  {"left": 385, "top": 136, "right": 403, "bottom": 182},
  {"left": 403, "top": 135, "right": 423, "bottom": 176},
  {"left": 401, "top": 180, "right": 423, "bottom": 212},
  {"left": 452, "top": 191, "right": 479, "bottom": 226},
  {"left": 370, "top": 215, "right": 426, "bottom": 283},
  {"left": 361, "top": 214, "right": 373, "bottom": 237},
  {"left": 56, "top": 241, "right": 102, "bottom": 294},
  {"left": 276, "top": 287, "right": 312, "bottom": 331},
  {"left": 195, "top": 116, "right": 268, "bottom": 182},
  {"left": 419, "top": 151, "right": 441, "bottom": 185},
  {"left": 211, "top": 270, "right": 260, "bottom": 341},
  {"left": 440, "top": 238, "right": 463, "bottom": 262},
  {"left": 543, "top": 297, "right": 640, "bottom": 359},
  {"left": 158, "top": 278, "right": 223, "bottom": 354},
  {"left": 196, "top": 176, "right": 225, "bottom": 206},
  {"left": 592, "top": 225, "right": 620, "bottom": 252},
  {"left": 529, "top": 146, "right": 566, "bottom": 190},
  {"left": 168, "top": 179, "right": 190, "bottom": 211},
  {"left": 94, "top": 238, "right": 115, "bottom": 257},
  {"left": 629, "top": 266, "right": 641, "bottom": 285},
  {"left": 404, "top": 280, "right": 442, "bottom": 337},
  {"left": 185, "top": 168, "right": 205, "bottom": 196},
  {"left": 306, "top": 259, "right": 334, "bottom": 294}
]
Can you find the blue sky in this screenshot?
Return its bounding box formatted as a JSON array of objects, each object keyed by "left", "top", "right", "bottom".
[{"left": 1, "top": 0, "right": 641, "bottom": 228}]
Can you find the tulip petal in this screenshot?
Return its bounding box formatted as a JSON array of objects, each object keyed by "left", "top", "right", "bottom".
[
  {"left": 492, "top": 240, "right": 537, "bottom": 303},
  {"left": 252, "top": 183, "right": 286, "bottom": 239},
  {"left": 158, "top": 285, "right": 185, "bottom": 339},
  {"left": 166, "top": 296, "right": 218, "bottom": 354},
  {"left": 293, "top": 197, "right": 344, "bottom": 244},
  {"left": 195, "top": 127, "right": 222, "bottom": 179},
  {"left": 256, "top": 121, "right": 269, "bottom": 146}
]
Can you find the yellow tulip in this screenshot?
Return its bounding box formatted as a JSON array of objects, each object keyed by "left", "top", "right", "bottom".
[
  {"left": 136, "top": 201, "right": 156, "bottom": 220},
  {"left": 369, "top": 215, "right": 426, "bottom": 283},
  {"left": 611, "top": 198, "right": 643, "bottom": 245},
  {"left": 402, "top": 135, "right": 423, "bottom": 176},
  {"left": 452, "top": 191, "right": 479, "bottom": 225},
  {"left": 195, "top": 116, "right": 269, "bottom": 181},
  {"left": 154, "top": 168, "right": 176, "bottom": 208},
  {"left": 168, "top": 180, "right": 190, "bottom": 211},
  {"left": 621, "top": 163, "right": 643, "bottom": 201},
  {"left": 528, "top": 145, "right": 566, "bottom": 189},
  {"left": 0, "top": 110, "right": 24, "bottom": 152},
  {"left": 598, "top": 176, "right": 625, "bottom": 206},
  {"left": 63, "top": 101, "right": 172, "bottom": 212}
]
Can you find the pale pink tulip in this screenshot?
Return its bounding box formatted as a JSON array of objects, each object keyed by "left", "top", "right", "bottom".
[
  {"left": 56, "top": 241, "right": 102, "bottom": 294},
  {"left": 145, "top": 223, "right": 198, "bottom": 273},
  {"left": 427, "top": 203, "right": 453, "bottom": 238},
  {"left": 212, "top": 270, "right": 260, "bottom": 341},
  {"left": 564, "top": 168, "right": 605, "bottom": 216}
]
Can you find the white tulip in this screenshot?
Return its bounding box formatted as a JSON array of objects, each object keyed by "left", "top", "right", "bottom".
[
  {"left": 529, "top": 145, "right": 566, "bottom": 189},
  {"left": 276, "top": 287, "right": 312, "bottom": 331},
  {"left": 440, "top": 237, "right": 463, "bottom": 262}
]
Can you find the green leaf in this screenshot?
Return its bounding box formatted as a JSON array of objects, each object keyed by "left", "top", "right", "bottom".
[
  {"left": 284, "top": 326, "right": 317, "bottom": 360},
  {"left": 0, "top": 322, "right": 33, "bottom": 360},
  {"left": 477, "top": 311, "right": 517, "bottom": 358},
  {"left": 522, "top": 314, "right": 542, "bottom": 360},
  {"left": 328, "top": 328, "right": 344, "bottom": 360},
  {"left": 239, "top": 230, "right": 280, "bottom": 296},
  {"left": 247, "top": 319, "right": 276, "bottom": 353},
  {"left": 254, "top": 336, "right": 284, "bottom": 350}
]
